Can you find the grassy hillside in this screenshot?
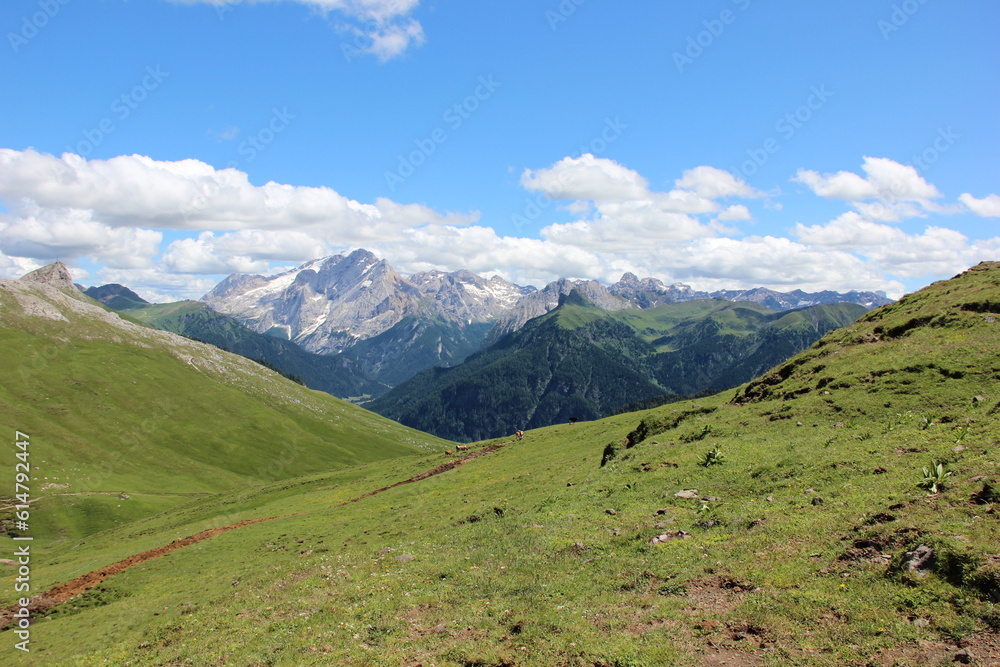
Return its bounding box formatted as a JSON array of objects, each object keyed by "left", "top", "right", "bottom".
[
  {"left": 110, "top": 298, "right": 388, "bottom": 400},
  {"left": 370, "top": 292, "right": 865, "bottom": 442},
  {"left": 3, "top": 263, "right": 996, "bottom": 666},
  {"left": 0, "top": 275, "right": 451, "bottom": 541},
  {"left": 0, "top": 263, "right": 1000, "bottom": 667}
]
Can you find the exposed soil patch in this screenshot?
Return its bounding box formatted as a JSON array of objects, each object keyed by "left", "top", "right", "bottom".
[
  {"left": 0, "top": 515, "right": 279, "bottom": 629},
  {"left": 868, "top": 631, "right": 1000, "bottom": 665},
  {"left": 684, "top": 576, "right": 756, "bottom": 616},
  {"left": 0, "top": 441, "right": 514, "bottom": 630}
]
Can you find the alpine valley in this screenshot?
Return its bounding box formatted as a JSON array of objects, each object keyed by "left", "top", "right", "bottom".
[
  {"left": 2, "top": 260, "right": 998, "bottom": 666},
  {"left": 86, "top": 249, "right": 891, "bottom": 439}
]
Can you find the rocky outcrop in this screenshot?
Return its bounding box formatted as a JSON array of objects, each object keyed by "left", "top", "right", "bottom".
[{"left": 18, "top": 261, "right": 76, "bottom": 292}]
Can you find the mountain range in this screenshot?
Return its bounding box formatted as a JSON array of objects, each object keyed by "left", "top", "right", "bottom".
[
  {"left": 368, "top": 289, "right": 867, "bottom": 441},
  {"left": 202, "top": 248, "right": 892, "bottom": 386},
  {"left": 3, "top": 260, "right": 997, "bottom": 665}
]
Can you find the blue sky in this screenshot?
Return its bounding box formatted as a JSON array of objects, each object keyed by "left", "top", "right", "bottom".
[{"left": 0, "top": 0, "right": 997, "bottom": 301}]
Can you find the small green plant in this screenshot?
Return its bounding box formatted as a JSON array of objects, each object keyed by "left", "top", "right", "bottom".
[
  {"left": 918, "top": 461, "right": 949, "bottom": 494},
  {"left": 699, "top": 447, "right": 726, "bottom": 467},
  {"left": 918, "top": 414, "right": 936, "bottom": 430}
]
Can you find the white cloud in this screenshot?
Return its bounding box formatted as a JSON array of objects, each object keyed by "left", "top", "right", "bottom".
[
  {"left": 541, "top": 206, "right": 714, "bottom": 251},
  {"left": 161, "top": 230, "right": 334, "bottom": 274},
  {"left": 0, "top": 251, "right": 42, "bottom": 280},
  {"left": 666, "top": 236, "right": 900, "bottom": 294},
  {"left": 675, "top": 166, "right": 758, "bottom": 199},
  {"left": 794, "top": 212, "right": 904, "bottom": 248},
  {"left": 717, "top": 204, "right": 752, "bottom": 222},
  {"left": 1, "top": 148, "right": 991, "bottom": 303},
  {"left": 0, "top": 203, "right": 161, "bottom": 269},
  {"left": 375, "top": 224, "right": 606, "bottom": 287},
  {"left": 517, "top": 156, "right": 752, "bottom": 255},
  {"left": 352, "top": 18, "right": 426, "bottom": 62},
  {"left": 520, "top": 154, "right": 649, "bottom": 202},
  {"left": 794, "top": 168, "right": 877, "bottom": 200},
  {"left": 863, "top": 227, "right": 1000, "bottom": 279},
  {"left": 960, "top": 193, "right": 1000, "bottom": 218},
  {"left": 794, "top": 156, "right": 941, "bottom": 203},
  {"left": 168, "top": 0, "right": 424, "bottom": 61},
  {"left": 0, "top": 150, "right": 473, "bottom": 241},
  {"left": 793, "top": 156, "right": 944, "bottom": 221},
  {"left": 793, "top": 212, "right": 1000, "bottom": 281}
]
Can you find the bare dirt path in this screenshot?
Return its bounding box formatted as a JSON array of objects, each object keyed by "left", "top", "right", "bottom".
[{"left": 0, "top": 440, "right": 513, "bottom": 630}]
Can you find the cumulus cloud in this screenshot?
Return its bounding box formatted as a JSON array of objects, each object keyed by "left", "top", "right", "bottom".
[
  {"left": 0, "top": 251, "right": 42, "bottom": 280},
  {"left": 161, "top": 230, "right": 333, "bottom": 274},
  {"left": 0, "top": 203, "right": 161, "bottom": 269},
  {"left": 372, "top": 224, "right": 608, "bottom": 288},
  {"left": 517, "top": 156, "right": 756, "bottom": 254},
  {"left": 346, "top": 18, "right": 425, "bottom": 62},
  {"left": 794, "top": 212, "right": 905, "bottom": 248},
  {"left": 668, "top": 236, "right": 898, "bottom": 293},
  {"left": 717, "top": 204, "right": 752, "bottom": 222},
  {"left": 168, "top": 0, "right": 425, "bottom": 61},
  {"left": 793, "top": 212, "right": 1000, "bottom": 281},
  {"left": 675, "top": 166, "right": 758, "bottom": 199},
  {"left": 793, "top": 156, "right": 944, "bottom": 221},
  {"left": 960, "top": 193, "right": 1000, "bottom": 218},
  {"left": 520, "top": 154, "right": 649, "bottom": 202},
  {"left": 0, "top": 149, "right": 473, "bottom": 239},
  {"left": 795, "top": 156, "right": 940, "bottom": 201},
  {"left": 1, "top": 147, "right": 992, "bottom": 302}
]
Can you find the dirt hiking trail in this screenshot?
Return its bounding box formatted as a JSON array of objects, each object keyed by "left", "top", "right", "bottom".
[{"left": 0, "top": 441, "right": 511, "bottom": 629}]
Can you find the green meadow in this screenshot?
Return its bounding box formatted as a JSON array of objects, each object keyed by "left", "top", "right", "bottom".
[{"left": 1, "top": 263, "right": 998, "bottom": 665}]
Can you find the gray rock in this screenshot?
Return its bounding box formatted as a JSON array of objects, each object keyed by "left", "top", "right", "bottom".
[{"left": 901, "top": 545, "right": 936, "bottom": 576}]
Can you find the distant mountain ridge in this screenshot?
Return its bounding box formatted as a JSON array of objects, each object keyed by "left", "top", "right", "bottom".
[
  {"left": 82, "top": 283, "right": 148, "bottom": 310},
  {"left": 367, "top": 291, "right": 868, "bottom": 441},
  {"left": 201, "top": 249, "right": 892, "bottom": 387},
  {"left": 203, "top": 250, "right": 531, "bottom": 355}
]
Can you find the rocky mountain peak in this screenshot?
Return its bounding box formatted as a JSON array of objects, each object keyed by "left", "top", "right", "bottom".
[
  {"left": 618, "top": 272, "right": 641, "bottom": 287},
  {"left": 19, "top": 262, "right": 76, "bottom": 292}
]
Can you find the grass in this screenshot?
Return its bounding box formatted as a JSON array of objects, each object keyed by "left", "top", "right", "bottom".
[
  {"left": 1, "top": 263, "right": 998, "bottom": 665},
  {"left": 0, "top": 281, "right": 450, "bottom": 542}
]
